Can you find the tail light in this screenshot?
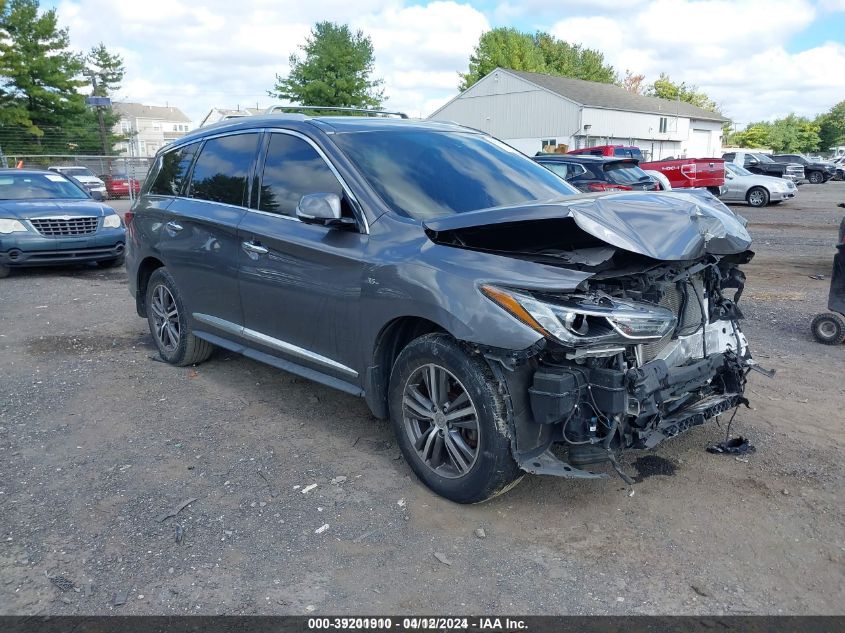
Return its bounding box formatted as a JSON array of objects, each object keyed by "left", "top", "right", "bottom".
[
  {"left": 587, "top": 182, "right": 631, "bottom": 192},
  {"left": 681, "top": 163, "right": 697, "bottom": 179}
]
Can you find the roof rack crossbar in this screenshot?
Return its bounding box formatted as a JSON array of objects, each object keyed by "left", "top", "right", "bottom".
[{"left": 264, "top": 105, "right": 408, "bottom": 119}]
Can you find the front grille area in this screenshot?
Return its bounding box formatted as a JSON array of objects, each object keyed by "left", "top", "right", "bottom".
[{"left": 30, "top": 217, "right": 99, "bottom": 236}]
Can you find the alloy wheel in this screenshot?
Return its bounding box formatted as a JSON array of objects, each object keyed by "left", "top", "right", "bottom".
[
  {"left": 402, "top": 363, "right": 480, "bottom": 479},
  {"left": 748, "top": 190, "right": 765, "bottom": 206},
  {"left": 150, "top": 284, "right": 180, "bottom": 352}
]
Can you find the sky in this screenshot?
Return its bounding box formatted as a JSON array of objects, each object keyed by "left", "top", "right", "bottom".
[{"left": 48, "top": 0, "right": 845, "bottom": 128}]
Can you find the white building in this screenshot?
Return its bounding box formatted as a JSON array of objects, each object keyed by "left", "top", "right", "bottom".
[
  {"left": 113, "top": 102, "right": 192, "bottom": 158},
  {"left": 429, "top": 68, "right": 729, "bottom": 160}
]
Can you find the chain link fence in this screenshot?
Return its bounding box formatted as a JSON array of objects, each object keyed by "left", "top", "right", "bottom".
[{"left": 4, "top": 154, "right": 155, "bottom": 203}]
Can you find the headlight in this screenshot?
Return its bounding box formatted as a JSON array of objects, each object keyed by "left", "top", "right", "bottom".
[
  {"left": 102, "top": 214, "right": 122, "bottom": 229},
  {"left": 0, "top": 219, "right": 28, "bottom": 234},
  {"left": 480, "top": 285, "right": 677, "bottom": 347}
]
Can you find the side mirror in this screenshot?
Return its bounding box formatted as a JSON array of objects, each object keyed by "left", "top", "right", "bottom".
[
  {"left": 90, "top": 190, "right": 106, "bottom": 201},
  {"left": 296, "top": 193, "right": 355, "bottom": 228}
]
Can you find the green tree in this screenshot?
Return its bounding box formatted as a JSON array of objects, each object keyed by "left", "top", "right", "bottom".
[
  {"left": 646, "top": 73, "right": 720, "bottom": 113},
  {"left": 0, "top": 0, "right": 87, "bottom": 152},
  {"left": 460, "top": 28, "right": 545, "bottom": 91},
  {"left": 727, "top": 123, "right": 771, "bottom": 148},
  {"left": 269, "top": 22, "right": 384, "bottom": 109},
  {"left": 533, "top": 32, "right": 617, "bottom": 84},
  {"left": 460, "top": 28, "right": 617, "bottom": 90},
  {"left": 765, "top": 114, "right": 820, "bottom": 153},
  {"left": 83, "top": 42, "right": 126, "bottom": 155},
  {"left": 817, "top": 100, "right": 845, "bottom": 151}
]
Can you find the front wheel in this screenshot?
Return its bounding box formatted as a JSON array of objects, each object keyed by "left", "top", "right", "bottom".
[
  {"left": 145, "top": 267, "right": 214, "bottom": 366},
  {"left": 808, "top": 171, "right": 824, "bottom": 184},
  {"left": 746, "top": 186, "right": 769, "bottom": 208},
  {"left": 811, "top": 313, "right": 845, "bottom": 345},
  {"left": 388, "top": 333, "right": 522, "bottom": 504}
]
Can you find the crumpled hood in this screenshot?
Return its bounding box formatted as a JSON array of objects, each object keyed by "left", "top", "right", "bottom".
[
  {"left": 0, "top": 199, "right": 115, "bottom": 220},
  {"left": 423, "top": 191, "right": 752, "bottom": 261}
]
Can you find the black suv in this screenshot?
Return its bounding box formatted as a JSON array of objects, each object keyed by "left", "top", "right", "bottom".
[
  {"left": 127, "top": 113, "right": 757, "bottom": 503},
  {"left": 534, "top": 154, "right": 659, "bottom": 192},
  {"left": 771, "top": 154, "right": 835, "bottom": 184}
]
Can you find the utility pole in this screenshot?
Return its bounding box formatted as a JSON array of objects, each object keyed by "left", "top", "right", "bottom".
[{"left": 83, "top": 69, "right": 110, "bottom": 158}]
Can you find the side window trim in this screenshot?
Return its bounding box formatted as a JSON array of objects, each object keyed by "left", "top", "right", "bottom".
[{"left": 252, "top": 128, "right": 369, "bottom": 234}]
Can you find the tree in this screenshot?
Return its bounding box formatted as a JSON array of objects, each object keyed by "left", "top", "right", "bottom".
[
  {"left": 459, "top": 28, "right": 617, "bottom": 91},
  {"left": 269, "top": 22, "right": 384, "bottom": 109},
  {"left": 621, "top": 69, "right": 646, "bottom": 95},
  {"left": 817, "top": 100, "right": 845, "bottom": 151},
  {"left": 459, "top": 28, "right": 545, "bottom": 91},
  {"left": 83, "top": 42, "right": 126, "bottom": 155},
  {"left": 646, "top": 73, "right": 720, "bottom": 113},
  {"left": 766, "top": 114, "right": 820, "bottom": 153},
  {"left": 0, "top": 0, "right": 87, "bottom": 152},
  {"left": 727, "top": 124, "right": 770, "bottom": 149}
]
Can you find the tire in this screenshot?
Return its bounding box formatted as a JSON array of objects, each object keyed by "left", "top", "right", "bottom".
[
  {"left": 0, "top": 264, "right": 10, "bottom": 279},
  {"left": 746, "top": 186, "right": 769, "bottom": 208},
  {"left": 811, "top": 313, "right": 845, "bottom": 345},
  {"left": 388, "top": 333, "right": 522, "bottom": 504},
  {"left": 808, "top": 171, "right": 824, "bottom": 184},
  {"left": 97, "top": 255, "right": 125, "bottom": 268},
  {"left": 145, "top": 267, "right": 214, "bottom": 366}
]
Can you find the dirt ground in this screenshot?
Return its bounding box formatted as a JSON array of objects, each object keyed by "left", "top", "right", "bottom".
[{"left": 1, "top": 183, "right": 843, "bottom": 616}]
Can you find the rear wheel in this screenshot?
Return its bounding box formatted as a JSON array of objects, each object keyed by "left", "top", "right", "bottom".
[
  {"left": 808, "top": 171, "right": 824, "bottom": 184},
  {"left": 811, "top": 313, "right": 845, "bottom": 345},
  {"left": 388, "top": 333, "right": 522, "bottom": 504},
  {"left": 746, "top": 186, "right": 769, "bottom": 208},
  {"left": 145, "top": 267, "right": 214, "bottom": 366}
]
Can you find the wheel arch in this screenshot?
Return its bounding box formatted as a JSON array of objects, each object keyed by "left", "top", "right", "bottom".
[
  {"left": 364, "top": 316, "right": 449, "bottom": 419},
  {"left": 135, "top": 256, "right": 165, "bottom": 317}
]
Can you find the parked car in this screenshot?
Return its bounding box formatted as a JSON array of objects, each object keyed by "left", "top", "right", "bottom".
[
  {"left": 99, "top": 173, "right": 141, "bottom": 198},
  {"left": 567, "top": 145, "right": 644, "bottom": 160},
  {"left": 771, "top": 154, "right": 835, "bottom": 184},
  {"left": 722, "top": 151, "right": 805, "bottom": 183},
  {"left": 47, "top": 165, "right": 107, "bottom": 197},
  {"left": 534, "top": 155, "right": 659, "bottom": 191},
  {"left": 639, "top": 157, "right": 726, "bottom": 192},
  {"left": 127, "top": 114, "right": 758, "bottom": 503},
  {"left": 0, "top": 169, "right": 125, "bottom": 278},
  {"left": 720, "top": 161, "right": 797, "bottom": 207},
  {"left": 829, "top": 156, "right": 844, "bottom": 181}
]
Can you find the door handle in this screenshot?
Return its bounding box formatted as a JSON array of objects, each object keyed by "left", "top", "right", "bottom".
[
  {"left": 241, "top": 241, "right": 269, "bottom": 255},
  {"left": 166, "top": 221, "right": 183, "bottom": 232}
]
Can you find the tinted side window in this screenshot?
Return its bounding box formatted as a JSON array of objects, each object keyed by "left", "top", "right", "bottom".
[
  {"left": 258, "top": 133, "right": 343, "bottom": 216},
  {"left": 188, "top": 133, "right": 260, "bottom": 206},
  {"left": 149, "top": 142, "right": 200, "bottom": 196}
]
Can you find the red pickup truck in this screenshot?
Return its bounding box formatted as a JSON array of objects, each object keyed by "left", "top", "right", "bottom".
[{"left": 567, "top": 145, "right": 725, "bottom": 190}]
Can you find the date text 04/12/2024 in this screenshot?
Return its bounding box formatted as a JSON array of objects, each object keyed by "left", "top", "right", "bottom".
[{"left": 306, "top": 617, "right": 528, "bottom": 630}]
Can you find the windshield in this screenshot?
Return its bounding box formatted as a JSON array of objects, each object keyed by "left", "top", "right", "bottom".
[
  {"left": 0, "top": 172, "right": 89, "bottom": 200},
  {"left": 603, "top": 162, "right": 651, "bottom": 184},
  {"left": 56, "top": 167, "right": 95, "bottom": 177},
  {"left": 331, "top": 130, "right": 578, "bottom": 219},
  {"left": 725, "top": 162, "right": 752, "bottom": 177},
  {"left": 613, "top": 147, "right": 643, "bottom": 160}
]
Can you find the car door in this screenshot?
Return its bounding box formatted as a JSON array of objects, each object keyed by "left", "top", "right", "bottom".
[
  {"left": 158, "top": 131, "right": 261, "bottom": 327},
  {"left": 236, "top": 130, "right": 367, "bottom": 382}
]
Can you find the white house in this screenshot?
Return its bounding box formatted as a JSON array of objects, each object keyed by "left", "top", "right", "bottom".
[
  {"left": 198, "top": 107, "right": 263, "bottom": 128},
  {"left": 429, "top": 68, "right": 729, "bottom": 160},
  {"left": 113, "top": 102, "right": 192, "bottom": 158}
]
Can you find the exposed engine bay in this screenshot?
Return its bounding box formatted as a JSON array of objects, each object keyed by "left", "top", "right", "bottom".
[{"left": 425, "top": 194, "right": 772, "bottom": 482}]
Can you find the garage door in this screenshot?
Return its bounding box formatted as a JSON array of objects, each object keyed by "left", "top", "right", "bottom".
[{"left": 688, "top": 129, "right": 712, "bottom": 158}]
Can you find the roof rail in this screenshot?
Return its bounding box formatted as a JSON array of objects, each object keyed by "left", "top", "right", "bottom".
[{"left": 263, "top": 105, "right": 408, "bottom": 119}]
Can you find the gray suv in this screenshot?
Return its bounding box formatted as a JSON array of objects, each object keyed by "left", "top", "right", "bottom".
[{"left": 127, "top": 114, "right": 758, "bottom": 503}]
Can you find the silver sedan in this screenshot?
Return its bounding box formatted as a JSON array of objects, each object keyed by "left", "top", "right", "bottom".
[{"left": 720, "top": 161, "right": 797, "bottom": 207}]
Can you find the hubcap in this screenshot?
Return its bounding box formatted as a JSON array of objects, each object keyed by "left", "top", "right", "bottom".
[
  {"left": 402, "top": 363, "right": 480, "bottom": 479},
  {"left": 818, "top": 320, "right": 837, "bottom": 338},
  {"left": 150, "top": 284, "right": 180, "bottom": 352},
  {"left": 749, "top": 191, "right": 764, "bottom": 205}
]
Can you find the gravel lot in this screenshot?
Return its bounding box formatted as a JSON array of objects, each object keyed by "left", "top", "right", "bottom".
[{"left": 1, "top": 183, "right": 843, "bottom": 616}]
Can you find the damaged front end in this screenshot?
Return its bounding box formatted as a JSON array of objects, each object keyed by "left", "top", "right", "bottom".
[{"left": 426, "top": 192, "right": 770, "bottom": 482}]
